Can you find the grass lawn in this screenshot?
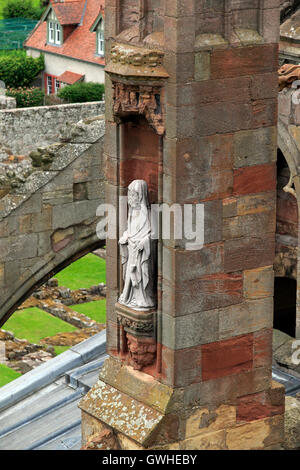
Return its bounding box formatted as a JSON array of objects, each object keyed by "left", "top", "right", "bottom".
[
  {"left": 53, "top": 345, "right": 70, "bottom": 356},
  {"left": 3, "top": 307, "right": 77, "bottom": 344},
  {"left": 0, "top": 364, "right": 21, "bottom": 387},
  {"left": 56, "top": 253, "right": 106, "bottom": 290},
  {"left": 71, "top": 300, "right": 106, "bottom": 324}
]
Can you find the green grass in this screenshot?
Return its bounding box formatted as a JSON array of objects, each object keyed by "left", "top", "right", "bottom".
[
  {"left": 71, "top": 300, "right": 106, "bottom": 324},
  {"left": 53, "top": 345, "right": 70, "bottom": 356},
  {"left": 0, "top": 364, "right": 21, "bottom": 387},
  {"left": 3, "top": 307, "right": 77, "bottom": 344},
  {"left": 55, "top": 253, "right": 106, "bottom": 290}
]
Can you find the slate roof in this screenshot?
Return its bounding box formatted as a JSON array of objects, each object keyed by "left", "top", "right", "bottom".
[{"left": 24, "top": 0, "right": 105, "bottom": 66}]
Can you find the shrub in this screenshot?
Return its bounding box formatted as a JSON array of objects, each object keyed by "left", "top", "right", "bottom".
[
  {"left": 0, "top": 53, "right": 44, "bottom": 88},
  {"left": 6, "top": 86, "right": 44, "bottom": 108},
  {"left": 3, "top": 0, "right": 44, "bottom": 20},
  {"left": 58, "top": 82, "right": 105, "bottom": 103}
]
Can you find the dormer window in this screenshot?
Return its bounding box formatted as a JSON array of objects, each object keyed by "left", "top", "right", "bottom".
[
  {"left": 48, "top": 21, "right": 62, "bottom": 45},
  {"left": 47, "top": 9, "right": 62, "bottom": 46},
  {"left": 96, "top": 18, "right": 104, "bottom": 56}
]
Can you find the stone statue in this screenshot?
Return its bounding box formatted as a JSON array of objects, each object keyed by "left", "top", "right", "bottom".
[{"left": 118, "top": 180, "right": 156, "bottom": 311}]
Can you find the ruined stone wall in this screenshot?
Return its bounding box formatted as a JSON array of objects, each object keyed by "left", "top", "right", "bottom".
[
  {"left": 0, "top": 101, "right": 105, "bottom": 158},
  {"left": 0, "top": 116, "right": 106, "bottom": 327}
]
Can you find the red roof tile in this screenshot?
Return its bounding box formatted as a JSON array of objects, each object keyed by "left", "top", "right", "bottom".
[
  {"left": 52, "top": 0, "right": 84, "bottom": 25},
  {"left": 57, "top": 70, "right": 84, "bottom": 84},
  {"left": 25, "top": 0, "right": 105, "bottom": 67}
]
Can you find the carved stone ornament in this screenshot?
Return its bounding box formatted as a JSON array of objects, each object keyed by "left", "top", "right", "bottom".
[
  {"left": 105, "top": 42, "right": 169, "bottom": 79},
  {"left": 126, "top": 333, "right": 156, "bottom": 371},
  {"left": 116, "top": 307, "right": 155, "bottom": 337},
  {"left": 113, "top": 82, "right": 165, "bottom": 135}
]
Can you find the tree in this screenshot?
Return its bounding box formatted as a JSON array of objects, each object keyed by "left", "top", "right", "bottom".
[{"left": 3, "top": 0, "right": 44, "bottom": 21}]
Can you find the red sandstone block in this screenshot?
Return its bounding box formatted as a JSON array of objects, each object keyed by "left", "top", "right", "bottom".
[
  {"left": 237, "top": 390, "right": 285, "bottom": 423},
  {"left": 194, "top": 76, "right": 252, "bottom": 106},
  {"left": 251, "top": 73, "right": 278, "bottom": 101},
  {"left": 251, "top": 99, "right": 277, "bottom": 129},
  {"left": 224, "top": 233, "right": 275, "bottom": 272},
  {"left": 120, "top": 159, "right": 158, "bottom": 203},
  {"left": 233, "top": 163, "right": 276, "bottom": 196},
  {"left": 210, "top": 44, "right": 278, "bottom": 80},
  {"left": 253, "top": 329, "right": 273, "bottom": 368},
  {"left": 201, "top": 334, "right": 254, "bottom": 382}
]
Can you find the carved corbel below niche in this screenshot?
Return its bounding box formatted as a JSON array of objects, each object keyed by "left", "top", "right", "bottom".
[{"left": 116, "top": 302, "right": 156, "bottom": 371}]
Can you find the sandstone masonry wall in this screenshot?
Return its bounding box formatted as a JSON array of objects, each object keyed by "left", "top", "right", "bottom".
[
  {"left": 0, "top": 116, "right": 106, "bottom": 326},
  {"left": 0, "top": 101, "right": 105, "bottom": 158}
]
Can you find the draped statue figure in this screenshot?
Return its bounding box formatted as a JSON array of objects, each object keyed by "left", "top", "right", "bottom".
[{"left": 118, "top": 180, "right": 156, "bottom": 311}]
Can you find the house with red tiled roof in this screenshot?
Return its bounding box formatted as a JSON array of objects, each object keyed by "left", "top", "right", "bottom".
[{"left": 24, "top": 0, "right": 105, "bottom": 95}]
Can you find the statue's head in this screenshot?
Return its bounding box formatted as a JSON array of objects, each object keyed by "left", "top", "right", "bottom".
[{"left": 128, "top": 180, "right": 149, "bottom": 209}]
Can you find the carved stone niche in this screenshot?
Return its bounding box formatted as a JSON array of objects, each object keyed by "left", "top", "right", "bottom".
[
  {"left": 116, "top": 302, "right": 156, "bottom": 371},
  {"left": 112, "top": 82, "right": 165, "bottom": 136}
]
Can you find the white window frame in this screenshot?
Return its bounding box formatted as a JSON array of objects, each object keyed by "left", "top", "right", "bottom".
[
  {"left": 55, "top": 78, "right": 60, "bottom": 94},
  {"left": 55, "top": 23, "right": 61, "bottom": 45},
  {"left": 97, "top": 19, "right": 104, "bottom": 56},
  {"left": 48, "top": 21, "right": 54, "bottom": 43},
  {"left": 47, "top": 75, "right": 53, "bottom": 95}
]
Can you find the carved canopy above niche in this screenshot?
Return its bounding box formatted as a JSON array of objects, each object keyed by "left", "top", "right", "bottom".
[
  {"left": 106, "top": 42, "right": 168, "bottom": 135},
  {"left": 105, "top": 42, "right": 169, "bottom": 79},
  {"left": 112, "top": 82, "right": 165, "bottom": 135}
]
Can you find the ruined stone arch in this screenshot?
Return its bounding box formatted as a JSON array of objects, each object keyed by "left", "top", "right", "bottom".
[{"left": 0, "top": 117, "right": 106, "bottom": 327}]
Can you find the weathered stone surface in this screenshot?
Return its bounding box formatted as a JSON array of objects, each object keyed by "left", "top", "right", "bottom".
[
  {"left": 162, "top": 273, "right": 243, "bottom": 317},
  {"left": 219, "top": 298, "right": 273, "bottom": 340},
  {"left": 233, "top": 163, "right": 276, "bottom": 196},
  {"left": 181, "top": 430, "right": 226, "bottom": 450},
  {"left": 194, "top": 52, "right": 210, "bottom": 81},
  {"left": 99, "top": 357, "right": 175, "bottom": 414},
  {"left": 211, "top": 44, "right": 278, "bottom": 79},
  {"left": 226, "top": 418, "right": 272, "bottom": 450},
  {"left": 201, "top": 335, "right": 253, "bottom": 381},
  {"left": 0, "top": 102, "right": 104, "bottom": 155},
  {"left": 185, "top": 404, "right": 236, "bottom": 439},
  {"left": 162, "top": 309, "right": 219, "bottom": 349},
  {"left": 284, "top": 396, "right": 300, "bottom": 450},
  {"left": 0, "top": 116, "right": 105, "bottom": 326},
  {"left": 243, "top": 266, "right": 274, "bottom": 299},
  {"left": 79, "top": 380, "right": 164, "bottom": 446},
  {"left": 233, "top": 127, "right": 277, "bottom": 168}
]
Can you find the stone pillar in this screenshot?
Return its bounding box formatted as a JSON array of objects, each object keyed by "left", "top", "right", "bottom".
[{"left": 79, "top": 0, "right": 285, "bottom": 450}]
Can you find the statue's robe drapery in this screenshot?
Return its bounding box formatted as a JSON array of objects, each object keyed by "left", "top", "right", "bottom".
[{"left": 119, "top": 180, "right": 156, "bottom": 310}]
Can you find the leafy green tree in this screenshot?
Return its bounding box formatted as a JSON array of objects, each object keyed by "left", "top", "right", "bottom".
[
  {"left": 3, "top": 0, "right": 44, "bottom": 20},
  {"left": 0, "top": 53, "right": 44, "bottom": 88}
]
